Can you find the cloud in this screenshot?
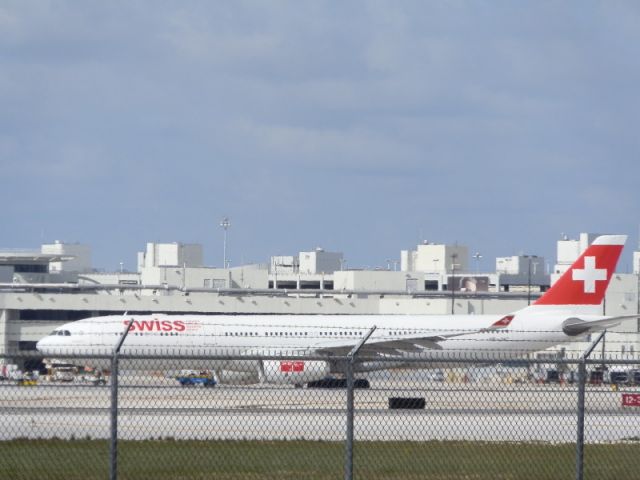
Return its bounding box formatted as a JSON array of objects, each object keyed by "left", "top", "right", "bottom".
[
  {"left": 0, "top": 1, "right": 639, "bottom": 268},
  {"left": 234, "top": 120, "right": 423, "bottom": 171}
]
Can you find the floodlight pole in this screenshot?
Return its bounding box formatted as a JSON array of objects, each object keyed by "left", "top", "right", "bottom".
[
  {"left": 220, "top": 216, "right": 231, "bottom": 269},
  {"left": 524, "top": 255, "right": 538, "bottom": 306},
  {"left": 473, "top": 252, "right": 482, "bottom": 274},
  {"left": 637, "top": 254, "right": 640, "bottom": 319},
  {"left": 451, "top": 253, "right": 458, "bottom": 314},
  {"left": 527, "top": 256, "right": 532, "bottom": 306}
]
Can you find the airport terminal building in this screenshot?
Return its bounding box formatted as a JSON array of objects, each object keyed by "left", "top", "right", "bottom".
[{"left": 1, "top": 234, "right": 639, "bottom": 363}]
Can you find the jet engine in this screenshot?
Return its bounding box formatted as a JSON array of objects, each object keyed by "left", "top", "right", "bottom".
[{"left": 214, "top": 360, "right": 330, "bottom": 385}]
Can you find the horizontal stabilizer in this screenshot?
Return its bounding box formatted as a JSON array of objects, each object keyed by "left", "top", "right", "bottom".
[{"left": 562, "top": 314, "right": 640, "bottom": 336}]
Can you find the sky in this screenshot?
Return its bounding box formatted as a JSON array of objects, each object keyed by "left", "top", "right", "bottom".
[{"left": 1, "top": 1, "right": 639, "bottom": 273}]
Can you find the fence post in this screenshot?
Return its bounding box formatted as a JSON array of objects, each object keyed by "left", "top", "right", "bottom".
[
  {"left": 575, "top": 358, "right": 586, "bottom": 480},
  {"left": 345, "top": 357, "right": 355, "bottom": 480},
  {"left": 344, "top": 326, "right": 376, "bottom": 480},
  {"left": 110, "top": 317, "right": 134, "bottom": 480},
  {"left": 110, "top": 352, "right": 120, "bottom": 480},
  {"left": 576, "top": 330, "right": 607, "bottom": 480}
]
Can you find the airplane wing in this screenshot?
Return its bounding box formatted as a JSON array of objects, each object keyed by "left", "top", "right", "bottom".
[
  {"left": 315, "top": 329, "right": 478, "bottom": 357},
  {"left": 314, "top": 315, "right": 516, "bottom": 357}
]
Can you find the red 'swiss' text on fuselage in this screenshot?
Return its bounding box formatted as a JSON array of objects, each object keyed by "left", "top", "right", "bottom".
[{"left": 123, "top": 320, "right": 186, "bottom": 332}]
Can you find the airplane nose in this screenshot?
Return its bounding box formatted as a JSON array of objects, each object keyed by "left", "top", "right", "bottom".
[{"left": 36, "top": 337, "right": 50, "bottom": 353}]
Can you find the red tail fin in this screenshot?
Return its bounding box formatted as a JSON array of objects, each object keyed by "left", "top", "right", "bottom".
[{"left": 534, "top": 235, "right": 626, "bottom": 306}]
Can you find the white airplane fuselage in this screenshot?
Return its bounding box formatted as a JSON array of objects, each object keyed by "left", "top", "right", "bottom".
[{"left": 36, "top": 312, "right": 575, "bottom": 372}]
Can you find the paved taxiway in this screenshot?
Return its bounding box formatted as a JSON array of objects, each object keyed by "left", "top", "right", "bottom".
[{"left": 2, "top": 377, "right": 640, "bottom": 443}]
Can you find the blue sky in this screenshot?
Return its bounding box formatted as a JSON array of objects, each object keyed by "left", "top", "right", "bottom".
[{"left": 1, "top": 1, "right": 639, "bottom": 272}]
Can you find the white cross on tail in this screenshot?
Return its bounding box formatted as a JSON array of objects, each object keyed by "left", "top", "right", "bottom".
[{"left": 572, "top": 256, "right": 607, "bottom": 293}]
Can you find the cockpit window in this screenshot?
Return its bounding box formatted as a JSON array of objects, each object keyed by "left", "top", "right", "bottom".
[{"left": 52, "top": 330, "right": 71, "bottom": 336}]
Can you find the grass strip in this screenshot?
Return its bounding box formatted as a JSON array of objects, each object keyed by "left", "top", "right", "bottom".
[{"left": 1, "top": 439, "right": 638, "bottom": 479}]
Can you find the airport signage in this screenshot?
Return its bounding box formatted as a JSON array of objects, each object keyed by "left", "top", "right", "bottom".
[{"left": 622, "top": 394, "right": 640, "bottom": 407}]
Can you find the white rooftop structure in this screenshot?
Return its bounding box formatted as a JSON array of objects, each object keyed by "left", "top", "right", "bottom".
[
  {"left": 137, "top": 242, "right": 203, "bottom": 271},
  {"left": 298, "top": 248, "right": 343, "bottom": 274},
  {"left": 496, "top": 255, "right": 545, "bottom": 276},
  {"left": 401, "top": 242, "right": 469, "bottom": 273},
  {"left": 554, "top": 233, "right": 600, "bottom": 275}
]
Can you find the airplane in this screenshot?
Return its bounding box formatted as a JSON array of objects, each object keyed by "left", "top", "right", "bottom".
[{"left": 36, "top": 234, "right": 639, "bottom": 385}]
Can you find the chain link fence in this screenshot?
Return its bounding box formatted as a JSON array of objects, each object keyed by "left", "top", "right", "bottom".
[{"left": 2, "top": 349, "right": 640, "bottom": 479}]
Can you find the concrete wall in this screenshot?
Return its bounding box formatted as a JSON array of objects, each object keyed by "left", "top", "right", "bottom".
[
  {"left": 140, "top": 266, "right": 231, "bottom": 289},
  {"left": 0, "top": 266, "right": 12, "bottom": 283},
  {"left": 378, "top": 297, "right": 526, "bottom": 315},
  {"left": 8, "top": 320, "right": 55, "bottom": 344},
  {"left": 229, "top": 266, "right": 269, "bottom": 289},
  {"left": 605, "top": 274, "right": 639, "bottom": 319},
  {"left": 333, "top": 271, "right": 423, "bottom": 292},
  {"left": 80, "top": 272, "right": 140, "bottom": 287},
  {"left": 0, "top": 309, "right": 8, "bottom": 358}
]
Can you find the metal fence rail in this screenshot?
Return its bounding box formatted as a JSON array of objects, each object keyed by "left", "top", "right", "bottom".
[{"left": 2, "top": 349, "right": 640, "bottom": 479}]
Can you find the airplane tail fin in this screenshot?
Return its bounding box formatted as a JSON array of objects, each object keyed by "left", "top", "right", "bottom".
[{"left": 524, "top": 234, "right": 626, "bottom": 314}]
